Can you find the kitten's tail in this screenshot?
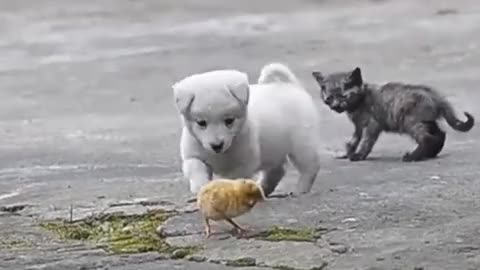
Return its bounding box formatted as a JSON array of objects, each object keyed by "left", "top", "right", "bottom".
[
  {"left": 440, "top": 100, "right": 474, "bottom": 132},
  {"left": 257, "top": 62, "right": 301, "bottom": 85}
]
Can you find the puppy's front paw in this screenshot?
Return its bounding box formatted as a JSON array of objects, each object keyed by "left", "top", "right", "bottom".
[{"left": 349, "top": 153, "right": 366, "bottom": 162}]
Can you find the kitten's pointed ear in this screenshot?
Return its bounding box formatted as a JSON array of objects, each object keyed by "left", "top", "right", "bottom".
[
  {"left": 350, "top": 67, "right": 363, "bottom": 86},
  {"left": 312, "top": 71, "right": 324, "bottom": 82}
]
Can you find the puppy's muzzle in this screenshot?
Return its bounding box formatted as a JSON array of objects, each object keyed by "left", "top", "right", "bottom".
[{"left": 210, "top": 142, "right": 224, "bottom": 153}]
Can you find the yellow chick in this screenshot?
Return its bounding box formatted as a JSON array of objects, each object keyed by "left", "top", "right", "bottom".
[{"left": 197, "top": 178, "right": 266, "bottom": 238}]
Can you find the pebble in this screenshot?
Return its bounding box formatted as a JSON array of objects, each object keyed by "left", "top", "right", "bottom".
[
  {"left": 208, "top": 259, "right": 222, "bottom": 264},
  {"left": 218, "top": 235, "right": 231, "bottom": 240},
  {"left": 330, "top": 244, "right": 348, "bottom": 254},
  {"left": 155, "top": 225, "right": 165, "bottom": 237},
  {"left": 171, "top": 249, "right": 190, "bottom": 259},
  {"left": 225, "top": 257, "right": 257, "bottom": 267},
  {"left": 286, "top": 218, "right": 298, "bottom": 224},
  {"left": 186, "top": 255, "right": 207, "bottom": 262},
  {"left": 121, "top": 225, "right": 133, "bottom": 233},
  {"left": 341, "top": 217, "right": 357, "bottom": 223}
]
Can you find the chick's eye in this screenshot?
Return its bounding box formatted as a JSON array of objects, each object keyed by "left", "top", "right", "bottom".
[
  {"left": 224, "top": 118, "right": 235, "bottom": 127},
  {"left": 196, "top": 120, "right": 207, "bottom": 128}
]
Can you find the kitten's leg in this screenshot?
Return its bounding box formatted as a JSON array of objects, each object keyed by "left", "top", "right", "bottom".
[
  {"left": 345, "top": 126, "right": 363, "bottom": 158},
  {"left": 258, "top": 163, "right": 286, "bottom": 197},
  {"left": 337, "top": 127, "right": 362, "bottom": 159},
  {"left": 424, "top": 121, "right": 446, "bottom": 158},
  {"left": 349, "top": 121, "right": 382, "bottom": 161},
  {"left": 403, "top": 122, "right": 445, "bottom": 161}
]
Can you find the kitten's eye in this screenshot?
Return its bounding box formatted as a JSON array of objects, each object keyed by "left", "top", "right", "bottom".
[
  {"left": 344, "top": 79, "right": 357, "bottom": 90},
  {"left": 321, "top": 85, "right": 327, "bottom": 91},
  {"left": 196, "top": 120, "right": 207, "bottom": 128},
  {"left": 224, "top": 117, "right": 235, "bottom": 127}
]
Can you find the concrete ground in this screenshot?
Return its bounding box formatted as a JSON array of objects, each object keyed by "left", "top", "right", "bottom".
[{"left": 1, "top": 0, "right": 480, "bottom": 269}]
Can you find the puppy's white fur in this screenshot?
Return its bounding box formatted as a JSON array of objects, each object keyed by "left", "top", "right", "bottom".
[{"left": 173, "top": 63, "right": 321, "bottom": 196}]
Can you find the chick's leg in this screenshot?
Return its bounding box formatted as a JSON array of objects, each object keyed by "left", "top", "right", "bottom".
[
  {"left": 203, "top": 218, "right": 211, "bottom": 239},
  {"left": 225, "top": 218, "right": 247, "bottom": 237}
]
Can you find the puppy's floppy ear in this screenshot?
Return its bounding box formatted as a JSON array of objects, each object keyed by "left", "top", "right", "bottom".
[
  {"left": 312, "top": 71, "right": 324, "bottom": 82},
  {"left": 350, "top": 67, "right": 363, "bottom": 86},
  {"left": 227, "top": 72, "right": 249, "bottom": 106},
  {"left": 172, "top": 82, "right": 195, "bottom": 115}
]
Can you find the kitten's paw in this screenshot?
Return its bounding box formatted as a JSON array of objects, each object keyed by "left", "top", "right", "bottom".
[
  {"left": 335, "top": 153, "right": 349, "bottom": 159},
  {"left": 402, "top": 152, "right": 422, "bottom": 162},
  {"left": 349, "top": 153, "right": 366, "bottom": 162},
  {"left": 402, "top": 153, "right": 412, "bottom": 162},
  {"left": 295, "top": 184, "right": 313, "bottom": 195},
  {"left": 286, "top": 191, "right": 301, "bottom": 198},
  {"left": 267, "top": 193, "right": 291, "bottom": 199}
]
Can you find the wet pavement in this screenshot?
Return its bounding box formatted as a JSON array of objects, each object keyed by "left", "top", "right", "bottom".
[{"left": 1, "top": 0, "right": 480, "bottom": 269}]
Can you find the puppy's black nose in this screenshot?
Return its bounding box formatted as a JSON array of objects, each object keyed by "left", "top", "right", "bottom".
[{"left": 210, "top": 142, "right": 224, "bottom": 153}]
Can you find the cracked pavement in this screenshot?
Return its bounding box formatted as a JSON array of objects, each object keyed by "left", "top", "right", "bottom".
[{"left": 1, "top": 0, "right": 480, "bottom": 269}]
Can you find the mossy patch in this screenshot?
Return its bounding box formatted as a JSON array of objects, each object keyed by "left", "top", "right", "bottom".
[
  {"left": 0, "top": 238, "right": 33, "bottom": 250},
  {"left": 255, "top": 226, "right": 319, "bottom": 242},
  {"left": 273, "top": 264, "right": 328, "bottom": 270},
  {"left": 225, "top": 257, "right": 257, "bottom": 267},
  {"left": 273, "top": 266, "right": 297, "bottom": 270},
  {"left": 40, "top": 209, "right": 199, "bottom": 256}
]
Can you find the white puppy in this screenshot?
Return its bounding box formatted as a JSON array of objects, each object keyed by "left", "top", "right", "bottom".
[{"left": 172, "top": 63, "right": 321, "bottom": 196}]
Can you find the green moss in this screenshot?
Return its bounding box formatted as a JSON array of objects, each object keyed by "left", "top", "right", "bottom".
[
  {"left": 256, "top": 226, "right": 318, "bottom": 242},
  {"left": 225, "top": 257, "right": 257, "bottom": 267},
  {"left": 0, "top": 239, "right": 33, "bottom": 250},
  {"left": 273, "top": 266, "right": 297, "bottom": 270},
  {"left": 171, "top": 247, "right": 200, "bottom": 259},
  {"left": 310, "top": 262, "right": 328, "bottom": 270},
  {"left": 39, "top": 210, "right": 198, "bottom": 256},
  {"left": 272, "top": 264, "right": 328, "bottom": 270}
]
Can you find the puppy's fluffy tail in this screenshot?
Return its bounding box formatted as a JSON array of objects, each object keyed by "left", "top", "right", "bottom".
[
  {"left": 440, "top": 100, "right": 474, "bottom": 132},
  {"left": 257, "top": 63, "right": 301, "bottom": 85}
]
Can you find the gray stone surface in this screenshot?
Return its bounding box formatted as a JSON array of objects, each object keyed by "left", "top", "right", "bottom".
[{"left": 1, "top": 0, "right": 480, "bottom": 269}]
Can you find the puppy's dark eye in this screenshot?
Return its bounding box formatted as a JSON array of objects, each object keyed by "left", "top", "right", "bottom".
[
  {"left": 224, "top": 118, "right": 235, "bottom": 127},
  {"left": 196, "top": 120, "right": 207, "bottom": 128}
]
